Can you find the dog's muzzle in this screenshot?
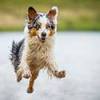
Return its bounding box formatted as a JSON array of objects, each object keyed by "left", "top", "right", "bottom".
[
  {"left": 38, "top": 32, "right": 47, "bottom": 42},
  {"left": 41, "top": 32, "right": 46, "bottom": 40}
]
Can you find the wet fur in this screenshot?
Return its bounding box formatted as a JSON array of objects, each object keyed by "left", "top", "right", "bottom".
[{"left": 10, "top": 6, "right": 66, "bottom": 93}]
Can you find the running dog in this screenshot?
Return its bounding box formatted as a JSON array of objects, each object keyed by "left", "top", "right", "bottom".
[{"left": 10, "top": 6, "right": 66, "bottom": 93}]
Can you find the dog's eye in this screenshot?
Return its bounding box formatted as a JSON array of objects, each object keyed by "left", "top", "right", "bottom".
[
  {"left": 51, "top": 24, "right": 55, "bottom": 30},
  {"left": 46, "top": 24, "right": 55, "bottom": 30},
  {"left": 32, "top": 21, "right": 41, "bottom": 30},
  {"left": 28, "top": 22, "right": 41, "bottom": 30},
  {"left": 35, "top": 24, "right": 41, "bottom": 30},
  {"left": 46, "top": 24, "right": 51, "bottom": 29}
]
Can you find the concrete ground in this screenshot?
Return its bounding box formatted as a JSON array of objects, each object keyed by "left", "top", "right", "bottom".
[{"left": 0, "top": 32, "right": 100, "bottom": 100}]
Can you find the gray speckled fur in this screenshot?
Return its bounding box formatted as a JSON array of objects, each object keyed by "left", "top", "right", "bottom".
[{"left": 10, "top": 39, "right": 24, "bottom": 72}]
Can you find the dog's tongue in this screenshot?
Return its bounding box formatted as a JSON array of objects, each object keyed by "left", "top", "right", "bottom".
[
  {"left": 41, "top": 37, "right": 46, "bottom": 43},
  {"left": 38, "top": 36, "right": 46, "bottom": 43},
  {"left": 41, "top": 37, "right": 46, "bottom": 40}
]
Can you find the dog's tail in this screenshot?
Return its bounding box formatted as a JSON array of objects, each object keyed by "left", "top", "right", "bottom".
[{"left": 10, "top": 39, "right": 24, "bottom": 72}]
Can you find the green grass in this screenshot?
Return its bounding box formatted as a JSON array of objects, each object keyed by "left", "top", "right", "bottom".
[
  {"left": 0, "top": 26, "right": 23, "bottom": 32},
  {"left": 0, "top": 22, "right": 99, "bottom": 32},
  {"left": 0, "top": 0, "right": 100, "bottom": 31}
]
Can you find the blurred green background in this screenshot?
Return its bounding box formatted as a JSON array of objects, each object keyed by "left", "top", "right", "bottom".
[{"left": 0, "top": 0, "right": 100, "bottom": 31}]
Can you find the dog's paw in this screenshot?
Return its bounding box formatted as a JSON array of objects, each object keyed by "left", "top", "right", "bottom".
[
  {"left": 23, "top": 69, "right": 31, "bottom": 79},
  {"left": 27, "top": 88, "right": 34, "bottom": 93},
  {"left": 58, "top": 70, "right": 66, "bottom": 78},
  {"left": 55, "top": 70, "right": 66, "bottom": 78}
]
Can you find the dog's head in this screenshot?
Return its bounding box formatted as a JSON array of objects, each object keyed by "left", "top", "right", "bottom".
[{"left": 26, "top": 6, "right": 58, "bottom": 42}]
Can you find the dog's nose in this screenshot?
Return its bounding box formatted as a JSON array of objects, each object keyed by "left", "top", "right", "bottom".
[{"left": 41, "top": 32, "right": 46, "bottom": 37}]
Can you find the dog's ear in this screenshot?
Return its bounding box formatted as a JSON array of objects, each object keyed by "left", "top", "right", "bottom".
[
  {"left": 28, "top": 6, "right": 38, "bottom": 20},
  {"left": 47, "top": 6, "right": 58, "bottom": 20}
]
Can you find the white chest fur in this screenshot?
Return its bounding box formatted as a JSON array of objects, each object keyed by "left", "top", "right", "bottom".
[{"left": 25, "top": 36, "right": 55, "bottom": 70}]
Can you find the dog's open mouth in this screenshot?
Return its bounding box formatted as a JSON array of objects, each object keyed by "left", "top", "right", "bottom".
[{"left": 38, "top": 36, "right": 46, "bottom": 43}]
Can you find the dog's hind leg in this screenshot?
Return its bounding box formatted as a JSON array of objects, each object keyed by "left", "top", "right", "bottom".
[
  {"left": 27, "top": 71, "right": 38, "bottom": 93},
  {"left": 16, "top": 67, "right": 23, "bottom": 82},
  {"left": 16, "top": 63, "right": 31, "bottom": 82}
]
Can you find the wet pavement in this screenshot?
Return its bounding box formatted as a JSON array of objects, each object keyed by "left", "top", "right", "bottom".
[{"left": 0, "top": 32, "right": 100, "bottom": 100}]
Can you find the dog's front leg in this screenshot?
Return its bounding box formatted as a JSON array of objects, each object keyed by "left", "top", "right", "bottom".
[
  {"left": 47, "top": 62, "right": 66, "bottom": 78},
  {"left": 27, "top": 71, "right": 38, "bottom": 93}
]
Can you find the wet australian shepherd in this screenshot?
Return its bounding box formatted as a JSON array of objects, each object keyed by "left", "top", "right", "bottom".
[{"left": 10, "top": 6, "right": 66, "bottom": 93}]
